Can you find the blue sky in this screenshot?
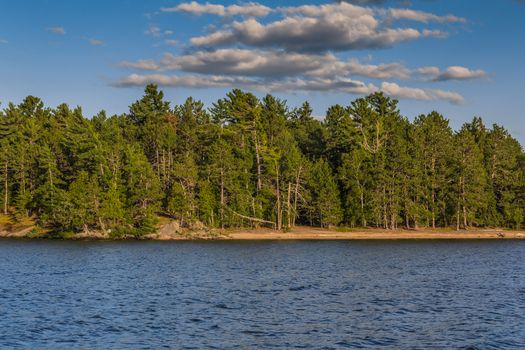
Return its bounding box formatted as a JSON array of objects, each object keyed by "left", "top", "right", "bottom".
[{"left": 1, "top": 0, "right": 524, "bottom": 143}]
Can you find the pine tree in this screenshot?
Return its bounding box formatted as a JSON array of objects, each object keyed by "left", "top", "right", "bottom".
[
  {"left": 308, "top": 158, "right": 342, "bottom": 228},
  {"left": 454, "top": 126, "right": 489, "bottom": 229},
  {"left": 128, "top": 84, "right": 172, "bottom": 182},
  {"left": 99, "top": 178, "right": 125, "bottom": 231},
  {"left": 288, "top": 101, "right": 326, "bottom": 160},
  {"left": 412, "top": 112, "right": 454, "bottom": 228},
  {"left": 35, "top": 144, "right": 71, "bottom": 229},
  {"left": 1, "top": 89, "right": 524, "bottom": 234},
  {"left": 68, "top": 171, "right": 100, "bottom": 231},
  {"left": 122, "top": 145, "right": 162, "bottom": 234},
  {"left": 485, "top": 124, "right": 524, "bottom": 227},
  {"left": 197, "top": 180, "right": 217, "bottom": 228}
]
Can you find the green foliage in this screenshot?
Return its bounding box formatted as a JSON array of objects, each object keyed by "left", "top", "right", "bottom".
[
  {"left": 307, "top": 158, "right": 343, "bottom": 227},
  {"left": 0, "top": 86, "right": 523, "bottom": 234}
]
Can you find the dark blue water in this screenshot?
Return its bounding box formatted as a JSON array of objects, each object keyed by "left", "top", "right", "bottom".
[{"left": 0, "top": 240, "right": 524, "bottom": 349}]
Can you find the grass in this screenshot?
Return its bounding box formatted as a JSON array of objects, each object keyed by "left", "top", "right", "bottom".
[
  {"left": 0, "top": 214, "right": 14, "bottom": 227},
  {"left": 335, "top": 226, "right": 369, "bottom": 232}
]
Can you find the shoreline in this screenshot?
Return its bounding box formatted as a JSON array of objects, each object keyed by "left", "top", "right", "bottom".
[
  {"left": 220, "top": 227, "right": 525, "bottom": 241},
  {"left": 2, "top": 225, "right": 525, "bottom": 241}
]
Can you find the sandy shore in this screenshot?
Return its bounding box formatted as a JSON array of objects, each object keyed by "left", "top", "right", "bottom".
[
  {"left": 220, "top": 227, "right": 525, "bottom": 240},
  {"left": 2, "top": 222, "right": 525, "bottom": 240}
]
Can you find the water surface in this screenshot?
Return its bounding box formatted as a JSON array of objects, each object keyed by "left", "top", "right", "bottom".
[{"left": 1, "top": 240, "right": 524, "bottom": 349}]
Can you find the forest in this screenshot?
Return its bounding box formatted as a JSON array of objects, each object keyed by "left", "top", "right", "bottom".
[{"left": 1, "top": 85, "right": 524, "bottom": 236}]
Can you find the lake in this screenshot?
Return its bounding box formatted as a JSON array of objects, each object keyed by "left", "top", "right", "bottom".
[{"left": 0, "top": 240, "right": 524, "bottom": 349}]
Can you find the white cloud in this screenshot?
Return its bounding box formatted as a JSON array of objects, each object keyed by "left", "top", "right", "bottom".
[
  {"left": 89, "top": 38, "right": 104, "bottom": 46},
  {"left": 119, "top": 59, "right": 160, "bottom": 70},
  {"left": 145, "top": 25, "right": 161, "bottom": 37},
  {"left": 119, "top": 49, "right": 486, "bottom": 85},
  {"left": 162, "top": 2, "right": 225, "bottom": 15},
  {"left": 191, "top": 30, "right": 234, "bottom": 46},
  {"left": 114, "top": 72, "right": 464, "bottom": 104},
  {"left": 227, "top": 3, "right": 273, "bottom": 17},
  {"left": 416, "top": 66, "right": 440, "bottom": 77},
  {"left": 161, "top": 1, "right": 272, "bottom": 17},
  {"left": 422, "top": 29, "right": 449, "bottom": 39},
  {"left": 47, "top": 26, "right": 66, "bottom": 35},
  {"left": 381, "top": 81, "right": 430, "bottom": 100},
  {"left": 145, "top": 25, "right": 172, "bottom": 37},
  {"left": 385, "top": 9, "right": 466, "bottom": 24},
  {"left": 115, "top": 73, "right": 239, "bottom": 88},
  {"left": 186, "top": 2, "right": 459, "bottom": 53},
  {"left": 436, "top": 66, "right": 487, "bottom": 81},
  {"left": 381, "top": 82, "right": 464, "bottom": 104},
  {"left": 417, "top": 65, "right": 487, "bottom": 81},
  {"left": 430, "top": 89, "right": 465, "bottom": 105},
  {"left": 336, "top": 0, "right": 389, "bottom": 4},
  {"left": 190, "top": 16, "right": 423, "bottom": 52},
  {"left": 0, "top": 38, "right": 7, "bottom": 44},
  {"left": 114, "top": 73, "right": 376, "bottom": 95},
  {"left": 349, "top": 60, "right": 411, "bottom": 80},
  {"left": 114, "top": 1, "right": 476, "bottom": 106},
  {"left": 279, "top": 2, "right": 373, "bottom": 17},
  {"left": 139, "top": 49, "right": 336, "bottom": 77},
  {"left": 118, "top": 49, "right": 411, "bottom": 80}
]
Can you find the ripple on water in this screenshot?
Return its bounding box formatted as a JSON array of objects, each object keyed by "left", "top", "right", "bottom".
[{"left": 0, "top": 240, "right": 524, "bottom": 349}]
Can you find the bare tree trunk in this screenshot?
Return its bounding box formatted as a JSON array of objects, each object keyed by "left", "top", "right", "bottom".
[
  {"left": 389, "top": 177, "right": 396, "bottom": 230},
  {"left": 287, "top": 182, "right": 292, "bottom": 228},
  {"left": 156, "top": 146, "right": 160, "bottom": 179},
  {"left": 431, "top": 191, "right": 436, "bottom": 228},
  {"left": 463, "top": 205, "right": 467, "bottom": 229},
  {"left": 251, "top": 197, "right": 258, "bottom": 229},
  {"left": 491, "top": 153, "right": 497, "bottom": 180},
  {"left": 20, "top": 161, "right": 27, "bottom": 216},
  {"left": 3, "top": 159, "right": 8, "bottom": 215},
  {"left": 228, "top": 209, "right": 275, "bottom": 227},
  {"left": 49, "top": 167, "right": 53, "bottom": 187},
  {"left": 461, "top": 176, "right": 467, "bottom": 229},
  {"left": 162, "top": 149, "right": 166, "bottom": 186},
  {"left": 383, "top": 186, "right": 388, "bottom": 229},
  {"left": 275, "top": 162, "right": 282, "bottom": 231},
  {"left": 292, "top": 166, "right": 302, "bottom": 227},
  {"left": 431, "top": 156, "right": 436, "bottom": 229},
  {"left": 456, "top": 200, "right": 460, "bottom": 231},
  {"left": 360, "top": 191, "right": 366, "bottom": 227},
  {"left": 99, "top": 217, "right": 107, "bottom": 233},
  {"left": 253, "top": 129, "right": 262, "bottom": 193},
  {"left": 168, "top": 149, "right": 173, "bottom": 183},
  {"left": 356, "top": 178, "right": 367, "bottom": 227},
  {"left": 220, "top": 167, "right": 225, "bottom": 230}
]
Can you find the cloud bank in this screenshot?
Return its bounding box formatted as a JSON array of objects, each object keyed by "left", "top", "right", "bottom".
[{"left": 114, "top": 1, "right": 485, "bottom": 105}]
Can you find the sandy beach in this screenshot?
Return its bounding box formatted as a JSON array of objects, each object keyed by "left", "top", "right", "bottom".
[
  {"left": 219, "top": 227, "right": 525, "bottom": 241},
  {"left": 2, "top": 218, "right": 525, "bottom": 240}
]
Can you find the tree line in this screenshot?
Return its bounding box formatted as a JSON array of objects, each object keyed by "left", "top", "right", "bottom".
[{"left": 1, "top": 85, "right": 524, "bottom": 236}]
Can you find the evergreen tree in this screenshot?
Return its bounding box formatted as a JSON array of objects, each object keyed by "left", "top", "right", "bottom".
[
  {"left": 307, "top": 158, "right": 342, "bottom": 227},
  {"left": 454, "top": 126, "right": 489, "bottom": 229},
  {"left": 412, "top": 112, "right": 454, "bottom": 228},
  {"left": 1, "top": 88, "right": 524, "bottom": 234},
  {"left": 122, "top": 145, "right": 162, "bottom": 235},
  {"left": 288, "top": 101, "right": 326, "bottom": 160}
]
